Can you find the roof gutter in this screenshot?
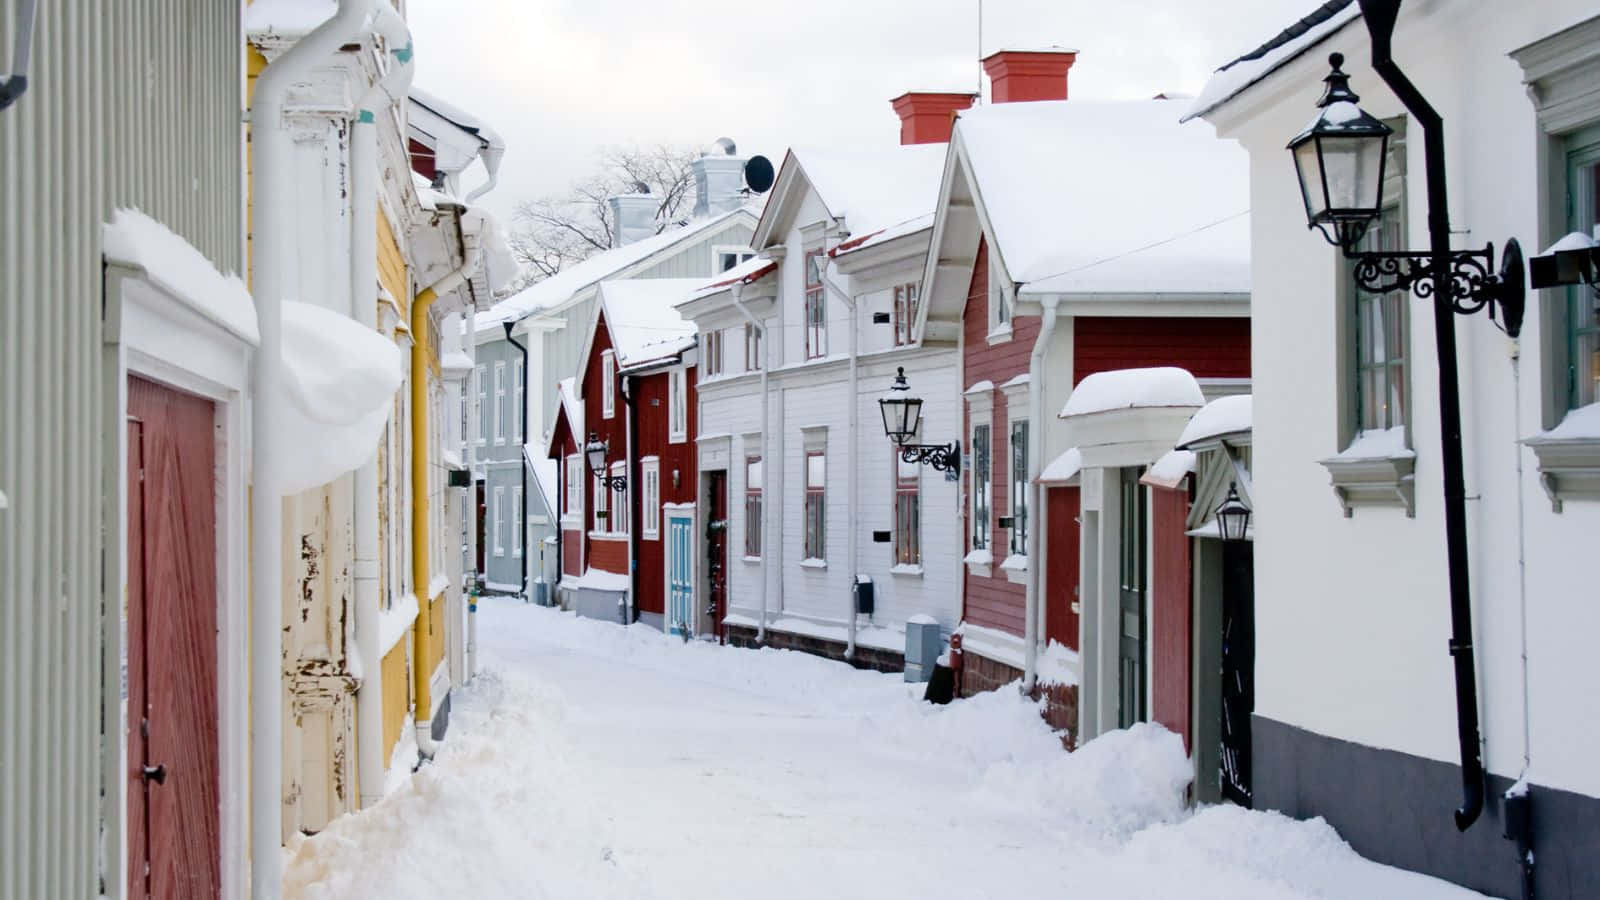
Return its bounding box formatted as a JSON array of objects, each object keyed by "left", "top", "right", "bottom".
[{"left": 248, "top": 2, "right": 376, "bottom": 895}]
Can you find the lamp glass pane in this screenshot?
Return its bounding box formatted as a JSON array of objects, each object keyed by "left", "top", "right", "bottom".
[
  {"left": 903, "top": 396, "right": 923, "bottom": 438},
  {"left": 1293, "top": 139, "right": 1327, "bottom": 219},
  {"left": 1317, "top": 134, "right": 1384, "bottom": 213}
]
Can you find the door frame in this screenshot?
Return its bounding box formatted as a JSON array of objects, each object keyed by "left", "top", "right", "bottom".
[
  {"left": 663, "top": 502, "right": 697, "bottom": 636},
  {"left": 102, "top": 265, "right": 252, "bottom": 900}
]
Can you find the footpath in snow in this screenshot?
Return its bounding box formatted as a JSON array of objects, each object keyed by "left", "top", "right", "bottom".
[{"left": 283, "top": 598, "right": 1492, "bottom": 900}]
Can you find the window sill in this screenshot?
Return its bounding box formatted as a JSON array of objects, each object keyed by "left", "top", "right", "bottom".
[
  {"left": 799, "top": 558, "right": 828, "bottom": 570},
  {"left": 1000, "top": 554, "right": 1029, "bottom": 584},
  {"left": 963, "top": 548, "right": 993, "bottom": 579},
  {"left": 742, "top": 555, "right": 762, "bottom": 565},
  {"left": 589, "top": 531, "right": 629, "bottom": 542},
  {"left": 1318, "top": 450, "right": 1416, "bottom": 517},
  {"left": 889, "top": 563, "right": 923, "bottom": 578},
  {"left": 1524, "top": 410, "right": 1600, "bottom": 512},
  {"left": 493, "top": 550, "right": 506, "bottom": 557},
  {"left": 560, "top": 516, "right": 583, "bottom": 531},
  {"left": 986, "top": 326, "right": 1013, "bottom": 346},
  {"left": 669, "top": 432, "right": 687, "bottom": 444},
  {"left": 642, "top": 531, "right": 659, "bottom": 542}
]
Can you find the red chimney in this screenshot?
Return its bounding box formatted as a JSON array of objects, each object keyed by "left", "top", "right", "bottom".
[
  {"left": 981, "top": 48, "right": 1077, "bottom": 103},
  {"left": 890, "top": 91, "right": 978, "bottom": 145}
]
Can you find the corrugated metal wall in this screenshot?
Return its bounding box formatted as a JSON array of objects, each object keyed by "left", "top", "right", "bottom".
[{"left": 0, "top": 1, "right": 242, "bottom": 895}]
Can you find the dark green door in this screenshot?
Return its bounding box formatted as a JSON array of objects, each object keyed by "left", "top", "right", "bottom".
[{"left": 1118, "top": 468, "right": 1148, "bottom": 729}]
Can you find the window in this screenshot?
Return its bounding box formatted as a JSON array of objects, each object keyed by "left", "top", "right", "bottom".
[
  {"left": 804, "top": 249, "right": 827, "bottom": 359},
  {"left": 702, "top": 329, "right": 723, "bottom": 379},
  {"left": 668, "top": 367, "right": 687, "bottom": 442},
  {"left": 1351, "top": 212, "right": 1407, "bottom": 433},
  {"left": 512, "top": 357, "right": 525, "bottom": 442},
  {"left": 1564, "top": 128, "right": 1600, "bottom": 411},
  {"left": 804, "top": 451, "right": 826, "bottom": 560},
  {"left": 744, "top": 323, "right": 762, "bottom": 372},
  {"left": 610, "top": 462, "right": 629, "bottom": 536},
  {"left": 1010, "top": 420, "right": 1029, "bottom": 555},
  {"left": 894, "top": 448, "right": 920, "bottom": 566},
  {"left": 642, "top": 459, "right": 661, "bottom": 540},
  {"left": 988, "top": 262, "right": 1009, "bottom": 332},
  {"left": 493, "top": 361, "right": 507, "bottom": 444},
  {"left": 593, "top": 469, "right": 609, "bottom": 533},
  {"left": 715, "top": 245, "right": 755, "bottom": 273},
  {"left": 474, "top": 365, "right": 486, "bottom": 444},
  {"left": 493, "top": 486, "right": 505, "bottom": 556},
  {"left": 893, "top": 282, "right": 921, "bottom": 347},
  {"left": 744, "top": 455, "right": 763, "bottom": 558},
  {"left": 601, "top": 350, "right": 616, "bottom": 419},
  {"left": 564, "top": 454, "right": 583, "bottom": 521},
  {"left": 512, "top": 486, "right": 523, "bottom": 557},
  {"left": 971, "top": 423, "right": 991, "bottom": 550}
]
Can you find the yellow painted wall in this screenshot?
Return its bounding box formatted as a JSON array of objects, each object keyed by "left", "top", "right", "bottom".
[
  {"left": 380, "top": 631, "right": 412, "bottom": 761},
  {"left": 377, "top": 209, "right": 408, "bottom": 315}
]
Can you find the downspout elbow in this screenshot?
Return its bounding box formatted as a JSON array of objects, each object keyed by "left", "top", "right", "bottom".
[{"left": 465, "top": 143, "right": 505, "bottom": 204}]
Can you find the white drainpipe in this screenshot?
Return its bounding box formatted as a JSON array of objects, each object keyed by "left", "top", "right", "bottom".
[
  {"left": 820, "top": 258, "right": 858, "bottom": 659},
  {"left": 250, "top": 0, "right": 375, "bottom": 894},
  {"left": 731, "top": 282, "right": 768, "bottom": 640},
  {"left": 1022, "top": 295, "right": 1060, "bottom": 692},
  {"left": 351, "top": 3, "right": 413, "bottom": 811}
]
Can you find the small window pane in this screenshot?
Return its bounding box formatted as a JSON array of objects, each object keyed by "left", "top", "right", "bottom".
[{"left": 806, "top": 453, "right": 825, "bottom": 486}]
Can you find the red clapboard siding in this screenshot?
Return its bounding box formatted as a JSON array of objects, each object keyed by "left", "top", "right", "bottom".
[
  {"left": 588, "top": 538, "right": 627, "bottom": 574},
  {"left": 1045, "top": 486, "right": 1080, "bottom": 651},
  {"left": 630, "top": 366, "right": 698, "bottom": 618},
  {"left": 581, "top": 315, "right": 627, "bottom": 574},
  {"left": 960, "top": 237, "right": 1036, "bottom": 637},
  {"left": 1150, "top": 484, "right": 1192, "bottom": 752},
  {"left": 562, "top": 530, "right": 582, "bottom": 577},
  {"left": 1073, "top": 316, "right": 1250, "bottom": 385}
]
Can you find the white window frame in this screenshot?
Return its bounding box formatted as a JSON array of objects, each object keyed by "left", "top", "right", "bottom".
[
  {"left": 512, "top": 485, "right": 523, "bottom": 557},
  {"left": 512, "top": 357, "right": 525, "bottom": 443},
  {"left": 474, "top": 364, "right": 487, "bottom": 445},
  {"left": 744, "top": 322, "right": 762, "bottom": 372},
  {"left": 592, "top": 468, "right": 609, "bottom": 535},
  {"left": 641, "top": 458, "right": 661, "bottom": 540},
  {"left": 701, "top": 329, "right": 723, "bottom": 380},
  {"left": 493, "top": 485, "right": 506, "bottom": 556},
  {"left": 601, "top": 350, "right": 616, "bottom": 419},
  {"left": 610, "top": 461, "right": 629, "bottom": 536},
  {"left": 668, "top": 367, "right": 688, "bottom": 443},
  {"left": 564, "top": 454, "right": 583, "bottom": 526},
  {"left": 988, "top": 261, "right": 1012, "bottom": 341},
  {"left": 493, "top": 361, "right": 507, "bottom": 444},
  {"left": 713, "top": 244, "right": 755, "bottom": 275}
]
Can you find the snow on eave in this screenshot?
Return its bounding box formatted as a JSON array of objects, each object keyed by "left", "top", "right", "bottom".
[
  {"left": 595, "top": 278, "right": 703, "bottom": 369},
  {"left": 1036, "top": 447, "right": 1082, "bottom": 485},
  {"left": 830, "top": 213, "right": 934, "bottom": 259},
  {"left": 1059, "top": 367, "right": 1205, "bottom": 418},
  {"left": 1141, "top": 450, "right": 1198, "bottom": 489},
  {"left": 1176, "top": 394, "right": 1253, "bottom": 449},
  {"left": 102, "top": 208, "right": 260, "bottom": 345},
  {"left": 410, "top": 85, "right": 503, "bottom": 149},
  {"left": 1181, "top": 0, "right": 1360, "bottom": 123},
  {"left": 679, "top": 255, "right": 778, "bottom": 307}
]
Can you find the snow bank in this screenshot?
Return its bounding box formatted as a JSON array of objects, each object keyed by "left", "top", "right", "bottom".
[
  {"left": 101, "top": 208, "right": 258, "bottom": 344},
  {"left": 1060, "top": 367, "right": 1205, "bottom": 418},
  {"left": 278, "top": 301, "right": 405, "bottom": 495},
  {"left": 1179, "top": 394, "right": 1253, "bottom": 447}
]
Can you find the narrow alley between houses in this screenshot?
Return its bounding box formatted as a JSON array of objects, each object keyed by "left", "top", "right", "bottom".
[{"left": 282, "top": 598, "right": 1482, "bottom": 900}]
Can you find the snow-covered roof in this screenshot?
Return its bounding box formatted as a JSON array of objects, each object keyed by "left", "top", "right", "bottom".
[
  {"left": 1142, "top": 450, "right": 1198, "bottom": 489},
  {"left": 1059, "top": 367, "right": 1205, "bottom": 418},
  {"left": 955, "top": 99, "right": 1250, "bottom": 297},
  {"left": 1036, "top": 447, "right": 1083, "bottom": 485},
  {"left": 410, "top": 85, "right": 504, "bottom": 150},
  {"left": 596, "top": 278, "right": 705, "bottom": 369},
  {"left": 527, "top": 454, "right": 558, "bottom": 519},
  {"left": 479, "top": 205, "right": 756, "bottom": 329},
  {"left": 1182, "top": 0, "right": 1360, "bottom": 123},
  {"left": 1177, "top": 394, "right": 1253, "bottom": 448},
  {"left": 789, "top": 143, "right": 947, "bottom": 241},
  {"left": 101, "top": 208, "right": 259, "bottom": 345},
  {"left": 831, "top": 213, "right": 934, "bottom": 258},
  {"left": 681, "top": 253, "right": 778, "bottom": 304},
  {"left": 545, "top": 376, "right": 584, "bottom": 459},
  {"left": 462, "top": 206, "right": 520, "bottom": 299},
  {"left": 411, "top": 170, "right": 455, "bottom": 212}
]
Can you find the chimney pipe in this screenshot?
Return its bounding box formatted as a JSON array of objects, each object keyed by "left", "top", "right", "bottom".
[
  {"left": 889, "top": 92, "right": 978, "bottom": 145},
  {"left": 982, "top": 48, "right": 1077, "bottom": 103}
]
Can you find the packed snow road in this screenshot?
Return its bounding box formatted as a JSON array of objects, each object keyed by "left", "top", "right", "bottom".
[{"left": 284, "top": 599, "right": 1488, "bottom": 900}]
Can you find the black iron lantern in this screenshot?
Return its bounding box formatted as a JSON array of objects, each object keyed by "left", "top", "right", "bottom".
[
  {"left": 586, "top": 432, "right": 626, "bottom": 492},
  {"left": 879, "top": 367, "right": 923, "bottom": 446},
  {"left": 1214, "top": 484, "right": 1251, "bottom": 544},
  {"left": 1287, "top": 53, "right": 1394, "bottom": 252}
]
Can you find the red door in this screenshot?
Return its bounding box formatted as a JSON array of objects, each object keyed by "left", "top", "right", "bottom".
[{"left": 126, "top": 376, "right": 220, "bottom": 899}]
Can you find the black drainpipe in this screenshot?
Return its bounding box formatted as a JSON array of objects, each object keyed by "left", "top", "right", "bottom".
[{"left": 502, "top": 322, "right": 529, "bottom": 601}]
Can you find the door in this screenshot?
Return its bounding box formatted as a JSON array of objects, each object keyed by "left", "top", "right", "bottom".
[
  {"left": 1219, "top": 540, "right": 1256, "bottom": 807},
  {"left": 705, "top": 471, "right": 728, "bottom": 640},
  {"left": 475, "top": 480, "right": 487, "bottom": 579},
  {"left": 666, "top": 511, "right": 695, "bottom": 636},
  {"left": 126, "top": 376, "right": 220, "bottom": 899},
  {"left": 1118, "top": 468, "right": 1148, "bottom": 729}
]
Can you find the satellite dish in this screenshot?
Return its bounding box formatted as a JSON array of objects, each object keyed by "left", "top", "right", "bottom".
[{"left": 744, "top": 155, "right": 775, "bottom": 194}]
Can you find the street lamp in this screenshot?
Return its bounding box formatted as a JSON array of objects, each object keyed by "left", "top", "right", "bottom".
[
  {"left": 585, "top": 432, "right": 626, "bottom": 492},
  {"left": 1214, "top": 485, "right": 1251, "bottom": 544},
  {"left": 878, "top": 367, "right": 960, "bottom": 472},
  {"left": 1286, "top": 0, "right": 1514, "bottom": 832},
  {"left": 1529, "top": 231, "right": 1600, "bottom": 296}
]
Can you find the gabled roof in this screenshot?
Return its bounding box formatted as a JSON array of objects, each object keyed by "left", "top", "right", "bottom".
[
  {"left": 544, "top": 376, "right": 584, "bottom": 460},
  {"left": 922, "top": 99, "right": 1249, "bottom": 322},
  {"left": 594, "top": 278, "right": 703, "bottom": 370},
  {"left": 478, "top": 205, "right": 758, "bottom": 331},
  {"left": 751, "top": 144, "right": 946, "bottom": 250},
  {"left": 1182, "top": 0, "right": 1360, "bottom": 123}
]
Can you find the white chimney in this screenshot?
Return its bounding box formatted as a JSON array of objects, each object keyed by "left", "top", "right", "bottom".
[
  {"left": 608, "top": 190, "right": 659, "bottom": 247},
  {"left": 692, "top": 137, "right": 747, "bottom": 218}
]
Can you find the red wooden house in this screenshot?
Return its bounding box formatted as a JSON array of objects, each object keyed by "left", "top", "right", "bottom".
[
  {"left": 550, "top": 277, "right": 704, "bottom": 631},
  {"left": 918, "top": 50, "right": 1253, "bottom": 763}
]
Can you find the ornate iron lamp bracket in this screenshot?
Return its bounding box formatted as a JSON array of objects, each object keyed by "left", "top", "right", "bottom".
[
  {"left": 1348, "top": 240, "right": 1526, "bottom": 337},
  {"left": 595, "top": 472, "right": 628, "bottom": 493},
  {"left": 897, "top": 441, "right": 961, "bottom": 473}
]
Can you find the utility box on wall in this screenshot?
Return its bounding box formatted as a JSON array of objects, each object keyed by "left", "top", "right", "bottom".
[
  {"left": 904, "top": 616, "right": 943, "bottom": 682},
  {"left": 854, "top": 575, "right": 874, "bottom": 616}
]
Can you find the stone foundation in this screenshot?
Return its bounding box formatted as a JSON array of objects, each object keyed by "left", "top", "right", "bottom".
[
  {"left": 958, "top": 650, "right": 1078, "bottom": 748},
  {"left": 724, "top": 624, "right": 904, "bottom": 673}
]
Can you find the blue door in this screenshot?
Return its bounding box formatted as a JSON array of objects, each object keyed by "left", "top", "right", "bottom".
[{"left": 667, "top": 512, "right": 695, "bottom": 636}]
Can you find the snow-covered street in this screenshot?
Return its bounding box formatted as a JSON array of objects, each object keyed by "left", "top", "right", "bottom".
[{"left": 282, "top": 599, "right": 1488, "bottom": 900}]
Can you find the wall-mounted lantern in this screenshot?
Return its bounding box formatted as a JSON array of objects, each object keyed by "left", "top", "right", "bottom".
[
  {"left": 878, "top": 367, "right": 960, "bottom": 472},
  {"left": 1214, "top": 485, "right": 1251, "bottom": 544},
  {"left": 585, "top": 432, "right": 627, "bottom": 492}
]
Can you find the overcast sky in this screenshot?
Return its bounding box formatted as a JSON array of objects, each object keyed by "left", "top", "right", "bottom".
[{"left": 405, "top": 0, "right": 1305, "bottom": 223}]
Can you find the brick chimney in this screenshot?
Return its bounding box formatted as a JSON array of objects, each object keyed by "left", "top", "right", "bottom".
[
  {"left": 981, "top": 48, "right": 1077, "bottom": 103},
  {"left": 889, "top": 92, "right": 978, "bottom": 145}
]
